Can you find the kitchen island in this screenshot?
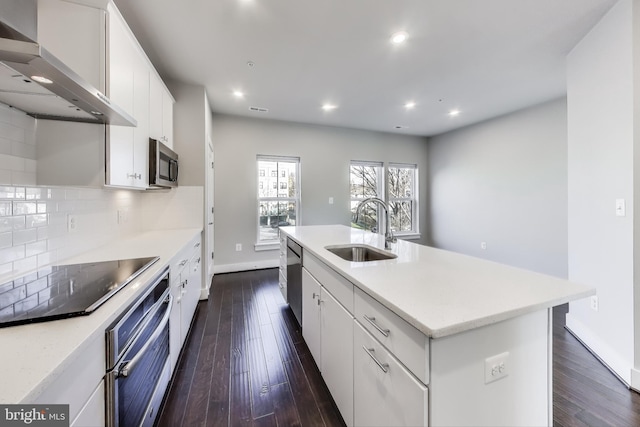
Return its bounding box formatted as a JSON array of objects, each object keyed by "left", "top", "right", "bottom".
[{"left": 280, "top": 225, "right": 594, "bottom": 427}]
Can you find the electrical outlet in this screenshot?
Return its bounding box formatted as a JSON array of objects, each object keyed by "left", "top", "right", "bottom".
[
  {"left": 480, "top": 242, "right": 487, "bottom": 250},
  {"left": 590, "top": 295, "right": 599, "bottom": 312},
  {"left": 67, "top": 214, "right": 78, "bottom": 232},
  {"left": 329, "top": 197, "right": 334, "bottom": 205},
  {"left": 235, "top": 243, "right": 242, "bottom": 252},
  {"left": 484, "top": 352, "right": 509, "bottom": 384},
  {"left": 117, "top": 209, "right": 128, "bottom": 224}
]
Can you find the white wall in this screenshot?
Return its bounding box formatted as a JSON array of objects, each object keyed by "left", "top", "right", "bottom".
[
  {"left": 566, "top": 0, "right": 636, "bottom": 386},
  {"left": 212, "top": 114, "right": 429, "bottom": 272},
  {"left": 0, "top": 104, "right": 36, "bottom": 186},
  {"left": 427, "top": 98, "right": 568, "bottom": 278}
]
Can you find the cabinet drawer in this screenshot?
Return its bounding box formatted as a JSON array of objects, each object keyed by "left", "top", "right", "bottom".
[
  {"left": 354, "top": 322, "right": 428, "bottom": 427},
  {"left": 304, "top": 252, "right": 353, "bottom": 313},
  {"left": 354, "top": 287, "right": 428, "bottom": 384},
  {"left": 171, "top": 236, "right": 200, "bottom": 276}
]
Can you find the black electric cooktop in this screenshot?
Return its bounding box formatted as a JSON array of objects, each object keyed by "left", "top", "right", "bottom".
[{"left": 0, "top": 256, "right": 159, "bottom": 328}]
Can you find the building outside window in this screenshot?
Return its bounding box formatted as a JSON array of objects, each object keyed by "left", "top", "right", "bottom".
[
  {"left": 257, "top": 155, "right": 300, "bottom": 243},
  {"left": 350, "top": 161, "right": 418, "bottom": 236}
]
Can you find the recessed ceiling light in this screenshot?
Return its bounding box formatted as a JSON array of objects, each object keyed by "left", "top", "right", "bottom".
[
  {"left": 233, "top": 90, "right": 245, "bottom": 98},
  {"left": 449, "top": 109, "right": 461, "bottom": 117},
  {"left": 322, "top": 103, "right": 337, "bottom": 111},
  {"left": 30, "top": 75, "right": 53, "bottom": 84},
  {"left": 391, "top": 31, "right": 408, "bottom": 44},
  {"left": 404, "top": 101, "right": 416, "bottom": 109}
]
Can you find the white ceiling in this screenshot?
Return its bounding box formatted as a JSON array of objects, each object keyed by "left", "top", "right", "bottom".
[{"left": 113, "top": 0, "right": 617, "bottom": 137}]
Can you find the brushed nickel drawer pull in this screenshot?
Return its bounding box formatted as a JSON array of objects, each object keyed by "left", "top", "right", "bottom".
[
  {"left": 363, "top": 315, "right": 390, "bottom": 337},
  {"left": 362, "top": 346, "right": 389, "bottom": 373}
]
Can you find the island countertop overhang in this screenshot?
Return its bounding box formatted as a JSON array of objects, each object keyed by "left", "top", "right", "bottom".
[{"left": 280, "top": 225, "right": 594, "bottom": 338}]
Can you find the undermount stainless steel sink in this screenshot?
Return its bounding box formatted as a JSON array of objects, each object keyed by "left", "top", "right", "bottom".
[{"left": 325, "top": 244, "right": 397, "bottom": 262}]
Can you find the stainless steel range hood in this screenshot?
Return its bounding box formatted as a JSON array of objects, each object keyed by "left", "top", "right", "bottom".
[{"left": 0, "top": 0, "right": 136, "bottom": 126}]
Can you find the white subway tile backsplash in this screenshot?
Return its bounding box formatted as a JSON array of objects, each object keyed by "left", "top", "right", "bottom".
[
  {"left": 0, "top": 202, "right": 11, "bottom": 216},
  {"left": 0, "top": 183, "right": 147, "bottom": 280},
  {"left": 13, "top": 202, "right": 37, "bottom": 215},
  {"left": 13, "top": 228, "right": 36, "bottom": 246},
  {"left": 0, "top": 232, "right": 11, "bottom": 249}
]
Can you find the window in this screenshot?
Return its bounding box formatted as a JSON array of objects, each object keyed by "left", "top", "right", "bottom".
[
  {"left": 388, "top": 163, "right": 418, "bottom": 233},
  {"left": 350, "top": 161, "right": 419, "bottom": 236},
  {"left": 259, "top": 169, "right": 265, "bottom": 177},
  {"left": 257, "top": 156, "right": 300, "bottom": 243},
  {"left": 350, "top": 161, "right": 383, "bottom": 230}
]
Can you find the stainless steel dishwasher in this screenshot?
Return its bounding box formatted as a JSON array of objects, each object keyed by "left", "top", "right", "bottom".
[{"left": 287, "top": 238, "right": 302, "bottom": 326}]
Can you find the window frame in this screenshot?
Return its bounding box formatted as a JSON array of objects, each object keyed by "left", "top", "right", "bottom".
[
  {"left": 350, "top": 160, "right": 384, "bottom": 230},
  {"left": 387, "top": 162, "right": 419, "bottom": 236},
  {"left": 256, "top": 155, "right": 301, "bottom": 247},
  {"left": 349, "top": 160, "right": 420, "bottom": 238}
]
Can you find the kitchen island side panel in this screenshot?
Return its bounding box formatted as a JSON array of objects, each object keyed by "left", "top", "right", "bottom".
[{"left": 429, "top": 309, "right": 550, "bottom": 427}]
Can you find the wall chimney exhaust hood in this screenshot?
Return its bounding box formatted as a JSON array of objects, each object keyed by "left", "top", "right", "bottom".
[{"left": 0, "top": 0, "right": 136, "bottom": 126}]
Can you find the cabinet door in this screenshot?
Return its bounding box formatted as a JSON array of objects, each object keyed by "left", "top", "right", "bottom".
[
  {"left": 302, "top": 268, "right": 321, "bottom": 363},
  {"left": 149, "top": 73, "right": 164, "bottom": 142},
  {"left": 169, "top": 271, "right": 183, "bottom": 371},
  {"left": 321, "top": 289, "right": 354, "bottom": 426},
  {"left": 106, "top": 5, "right": 135, "bottom": 187},
  {"left": 181, "top": 251, "right": 202, "bottom": 339},
  {"left": 71, "top": 381, "right": 105, "bottom": 427},
  {"left": 132, "top": 55, "right": 150, "bottom": 187},
  {"left": 354, "top": 322, "right": 428, "bottom": 427},
  {"left": 162, "top": 90, "right": 174, "bottom": 148}
]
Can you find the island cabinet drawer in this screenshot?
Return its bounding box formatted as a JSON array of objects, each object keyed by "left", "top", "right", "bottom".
[
  {"left": 354, "top": 287, "right": 429, "bottom": 384},
  {"left": 354, "top": 322, "right": 428, "bottom": 427},
  {"left": 303, "top": 252, "right": 354, "bottom": 313}
]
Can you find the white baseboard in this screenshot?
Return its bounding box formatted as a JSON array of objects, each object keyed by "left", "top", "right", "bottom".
[
  {"left": 565, "top": 313, "right": 631, "bottom": 385},
  {"left": 213, "top": 259, "right": 279, "bottom": 274},
  {"left": 631, "top": 368, "right": 640, "bottom": 392}
]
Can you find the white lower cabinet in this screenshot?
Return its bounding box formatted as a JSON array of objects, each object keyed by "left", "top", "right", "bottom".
[
  {"left": 302, "top": 268, "right": 321, "bottom": 362},
  {"left": 71, "top": 381, "right": 105, "bottom": 427},
  {"left": 320, "top": 289, "right": 354, "bottom": 426},
  {"left": 169, "top": 236, "right": 203, "bottom": 371},
  {"left": 279, "top": 236, "right": 287, "bottom": 301},
  {"left": 302, "top": 266, "right": 354, "bottom": 426},
  {"left": 297, "top": 250, "right": 427, "bottom": 427},
  {"left": 354, "top": 322, "right": 428, "bottom": 427}
]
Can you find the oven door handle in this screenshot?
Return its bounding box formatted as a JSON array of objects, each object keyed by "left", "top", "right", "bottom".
[{"left": 117, "top": 294, "right": 173, "bottom": 378}]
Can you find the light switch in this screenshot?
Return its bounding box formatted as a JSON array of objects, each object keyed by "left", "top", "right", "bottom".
[
  {"left": 329, "top": 197, "right": 334, "bottom": 205},
  {"left": 616, "top": 199, "right": 626, "bottom": 217}
]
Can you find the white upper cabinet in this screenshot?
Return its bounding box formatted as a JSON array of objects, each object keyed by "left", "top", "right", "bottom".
[
  {"left": 150, "top": 72, "right": 175, "bottom": 149},
  {"left": 37, "top": 0, "right": 106, "bottom": 91},
  {"left": 104, "top": 2, "right": 173, "bottom": 189}
]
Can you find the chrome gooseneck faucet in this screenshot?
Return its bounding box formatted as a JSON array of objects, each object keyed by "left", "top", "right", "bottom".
[{"left": 354, "top": 197, "right": 396, "bottom": 249}]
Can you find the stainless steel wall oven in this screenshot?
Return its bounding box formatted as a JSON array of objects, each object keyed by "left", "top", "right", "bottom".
[{"left": 105, "top": 266, "right": 172, "bottom": 427}]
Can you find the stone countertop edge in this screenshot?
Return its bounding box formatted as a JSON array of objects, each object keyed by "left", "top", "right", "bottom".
[
  {"left": 0, "top": 227, "right": 202, "bottom": 404},
  {"left": 280, "top": 225, "right": 595, "bottom": 339}
]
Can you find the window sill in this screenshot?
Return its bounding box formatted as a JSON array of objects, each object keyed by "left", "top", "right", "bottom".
[{"left": 255, "top": 242, "right": 279, "bottom": 252}]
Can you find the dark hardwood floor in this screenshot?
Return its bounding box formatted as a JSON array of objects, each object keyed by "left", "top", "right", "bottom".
[
  {"left": 157, "top": 268, "right": 640, "bottom": 427},
  {"left": 157, "top": 268, "right": 344, "bottom": 427}
]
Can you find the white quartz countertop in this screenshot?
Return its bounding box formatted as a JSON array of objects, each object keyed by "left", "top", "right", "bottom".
[
  {"left": 0, "top": 228, "right": 202, "bottom": 404},
  {"left": 281, "top": 225, "right": 594, "bottom": 339}
]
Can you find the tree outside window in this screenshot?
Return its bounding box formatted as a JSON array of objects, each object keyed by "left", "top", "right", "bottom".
[
  {"left": 350, "top": 161, "right": 383, "bottom": 230},
  {"left": 388, "top": 164, "right": 417, "bottom": 233}
]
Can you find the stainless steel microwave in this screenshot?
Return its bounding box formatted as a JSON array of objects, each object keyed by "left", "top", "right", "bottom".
[{"left": 149, "top": 138, "right": 179, "bottom": 188}]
